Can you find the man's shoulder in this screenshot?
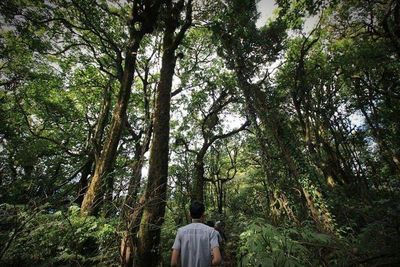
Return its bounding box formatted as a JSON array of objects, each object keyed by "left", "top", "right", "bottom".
[{"left": 178, "top": 223, "right": 215, "bottom": 232}]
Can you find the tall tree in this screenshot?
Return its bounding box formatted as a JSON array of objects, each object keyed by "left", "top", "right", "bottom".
[
  {"left": 135, "top": 0, "right": 192, "bottom": 265},
  {"left": 211, "top": 0, "right": 336, "bottom": 232},
  {"left": 80, "top": 0, "right": 163, "bottom": 215},
  {"left": 120, "top": 35, "right": 159, "bottom": 267}
]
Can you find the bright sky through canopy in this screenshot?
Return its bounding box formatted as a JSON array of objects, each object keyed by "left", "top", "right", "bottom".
[{"left": 256, "top": 0, "right": 275, "bottom": 27}]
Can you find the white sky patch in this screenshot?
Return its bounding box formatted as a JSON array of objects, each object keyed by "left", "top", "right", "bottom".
[
  {"left": 337, "top": 103, "right": 366, "bottom": 130},
  {"left": 220, "top": 111, "right": 246, "bottom": 131},
  {"left": 141, "top": 161, "right": 149, "bottom": 179},
  {"left": 348, "top": 111, "right": 364, "bottom": 128},
  {"left": 256, "top": 0, "right": 275, "bottom": 28}
]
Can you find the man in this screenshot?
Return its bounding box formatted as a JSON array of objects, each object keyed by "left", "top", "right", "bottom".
[
  {"left": 171, "top": 201, "right": 221, "bottom": 267},
  {"left": 214, "top": 221, "right": 227, "bottom": 266},
  {"left": 214, "top": 221, "right": 227, "bottom": 243}
]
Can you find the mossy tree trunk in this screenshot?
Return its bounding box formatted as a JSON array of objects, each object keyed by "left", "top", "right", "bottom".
[{"left": 77, "top": 79, "right": 112, "bottom": 205}]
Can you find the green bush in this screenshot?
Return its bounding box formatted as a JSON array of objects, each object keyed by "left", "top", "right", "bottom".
[
  {"left": 0, "top": 204, "right": 119, "bottom": 266},
  {"left": 238, "top": 219, "right": 340, "bottom": 267}
]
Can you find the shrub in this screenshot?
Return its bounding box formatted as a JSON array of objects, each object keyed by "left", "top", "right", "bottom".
[{"left": 0, "top": 204, "right": 119, "bottom": 266}]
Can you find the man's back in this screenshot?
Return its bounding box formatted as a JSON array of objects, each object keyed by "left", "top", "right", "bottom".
[{"left": 172, "top": 222, "right": 219, "bottom": 267}]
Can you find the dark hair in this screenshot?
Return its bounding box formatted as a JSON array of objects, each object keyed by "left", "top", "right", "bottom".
[
  {"left": 206, "top": 220, "right": 215, "bottom": 227},
  {"left": 190, "top": 200, "right": 205, "bottom": 219}
]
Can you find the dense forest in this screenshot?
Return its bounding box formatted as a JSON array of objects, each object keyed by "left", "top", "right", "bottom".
[{"left": 1, "top": 0, "right": 399, "bottom": 266}]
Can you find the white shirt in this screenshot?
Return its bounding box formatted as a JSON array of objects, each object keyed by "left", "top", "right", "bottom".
[{"left": 172, "top": 222, "right": 219, "bottom": 267}]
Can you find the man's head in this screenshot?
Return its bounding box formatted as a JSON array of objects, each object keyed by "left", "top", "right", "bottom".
[
  {"left": 215, "top": 220, "right": 224, "bottom": 230},
  {"left": 190, "top": 200, "right": 205, "bottom": 219}
]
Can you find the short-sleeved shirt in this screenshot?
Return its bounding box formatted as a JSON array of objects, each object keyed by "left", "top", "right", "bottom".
[{"left": 172, "top": 222, "right": 219, "bottom": 267}]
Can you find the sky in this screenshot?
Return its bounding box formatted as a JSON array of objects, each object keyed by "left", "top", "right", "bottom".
[
  {"left": 256, "top": 0, "right": 319, "bottom": 32},
  {"left": 256, "top": 0, "right": 276, "bottom": 27}
]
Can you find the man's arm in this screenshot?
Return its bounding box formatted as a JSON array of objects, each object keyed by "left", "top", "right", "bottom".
[
  {"left": 171, "top": 229, "right": 181, "bottom": 267},
  {"left": 211, "top": 246, "right": 222, "bottom": 266},
  {"left": 171, "top": 249, "right": 180, "bottom": 267}
]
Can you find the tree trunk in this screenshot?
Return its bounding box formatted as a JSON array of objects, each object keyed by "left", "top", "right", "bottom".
[
  {"left": 121, "top": 196, "right": 145, "bottom": 267},
  {"left": 76, "top": 158, "right": 93, "bottom": 205},
  {"left": 120, "top": 126, "right": 152, "bottom": 266},
  {"left": 239, "top": 75, "right": 335, "bottom": 232},
  {"left": 217, "top": 180, "right": 223, "bottom": 214},
  {"left": 135, "top": 33, "right": 175, "bottom": 267},
  {"left": 77, "top": 82, "right": 112, "bottom": 205},
  {"left": 193, "top": 152, "right": 206, "bottom": 203},
  {"left": 81, "top": 42, "right": 140, "bottom": 215},
  {"left": 135, "top": 1, "right": 192, "bottom": 265},
  {"left": 191, "top": 126, "right": 247, "bottom": 203}
]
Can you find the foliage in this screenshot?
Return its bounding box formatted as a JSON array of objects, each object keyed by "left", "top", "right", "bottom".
[
  {"left": 159, "top": 207, "right": 182, "bottom": 265},
  {"left": 1, "top": 0, "right": 400, "bottom": 266},
  {"left": 0, "top": 204, "right": 119, "bottom": 266},
  {"left": 238, "top": 219, "right": 343, "bottom": 267}
]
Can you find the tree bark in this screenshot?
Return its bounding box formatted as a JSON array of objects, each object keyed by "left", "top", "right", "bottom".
[
  {"left": 121, "top": 196, "right": 146, "bottom": 267},
  {"left": 193, "top": 150, "right": 207, "bottom": 203}
]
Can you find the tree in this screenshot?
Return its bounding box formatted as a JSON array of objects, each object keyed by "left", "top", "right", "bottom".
[
  {"left": 120, "top": 34, "right": 159, "bottom": 267},
  {"left": 211, "top": 0, "right": 338, "bottom": 232},
  {"left": 134, "top": 1, "right": 192, "bottom": 266},
  {"left": 80, "top": 0, "right": 163, "bottom": 215}
]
